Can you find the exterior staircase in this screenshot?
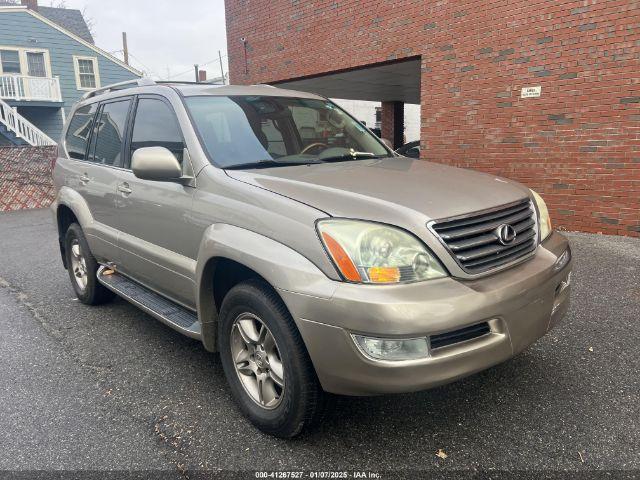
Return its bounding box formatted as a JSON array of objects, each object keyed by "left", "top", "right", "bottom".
[{"left": 0, "top": 97, "right": 56, "bottom": 147}]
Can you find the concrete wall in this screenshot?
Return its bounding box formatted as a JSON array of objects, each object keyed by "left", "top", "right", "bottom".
[{"left": 225, "top": 0, "right": 640, "bottom": 237}]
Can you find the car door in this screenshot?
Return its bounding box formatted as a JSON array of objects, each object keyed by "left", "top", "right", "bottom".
[
  {"left": 65, "top": 99, "right": 132, "bottom": 262},
  {"left": 112, "top": 95, "right": 199, "bottom": 308}
]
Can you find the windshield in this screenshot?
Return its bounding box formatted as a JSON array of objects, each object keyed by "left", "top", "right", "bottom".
[{"left": 184, "top": 95, "right": 390, "bottom": 168}]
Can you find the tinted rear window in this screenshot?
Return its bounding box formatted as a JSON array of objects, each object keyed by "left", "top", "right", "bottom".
[{"left": 65, "top": 103, "right": 97, "bottom": 161}]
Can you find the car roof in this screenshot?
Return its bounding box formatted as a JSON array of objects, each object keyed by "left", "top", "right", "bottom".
[
  {"left": 173, "top": 83, "right": 325, "bottom": 99},
  {"left": 75, "top": 79, "right": 326, "bottom": 107}
]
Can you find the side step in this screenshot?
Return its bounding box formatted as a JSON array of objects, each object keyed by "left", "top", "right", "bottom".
[{"left": 97, "top": 266, "right": 201, "bottom": 339}]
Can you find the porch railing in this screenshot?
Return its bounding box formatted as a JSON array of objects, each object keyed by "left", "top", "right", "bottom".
[{"left": 0, "top": 74, "right": 62, "bottom": 102}]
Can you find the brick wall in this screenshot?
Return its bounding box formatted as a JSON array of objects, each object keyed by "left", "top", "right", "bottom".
[
  {"left": 0, "top": 146, "right": 57, "bottom": 211},
  {"left": 381, "top": 101, "right": 404, "bottom": 149},
  {"left": 226, "top": 0, "right": 640, "bottom": 237}
]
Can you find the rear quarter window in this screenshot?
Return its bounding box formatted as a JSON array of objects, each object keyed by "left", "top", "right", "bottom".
[{"left": 65, "top": 103, "right": 98, "bottom": 160}]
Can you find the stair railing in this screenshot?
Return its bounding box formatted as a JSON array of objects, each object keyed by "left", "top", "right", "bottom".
[{"left": 0, "top": 97, "right": 57, "bottom": 146}]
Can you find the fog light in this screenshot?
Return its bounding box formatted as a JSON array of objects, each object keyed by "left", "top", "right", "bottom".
[
  {"left": 352, "top": 335, "right": 429, "bottom": 361},
  {"left": 554, "top": 247, "right": 571, "bottom": 271}
]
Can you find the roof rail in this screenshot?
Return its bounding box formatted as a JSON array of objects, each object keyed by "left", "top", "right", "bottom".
[
  {"left": 252, "top": 84, "right": 277, "bottom": 88},
  {"left": 81, "top": 78, "right": 156, "bottom": 100},
  {"left": 155, "top": 81, "right": 202, "bottom": 85}
]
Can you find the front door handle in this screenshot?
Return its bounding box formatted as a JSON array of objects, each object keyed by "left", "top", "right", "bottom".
[
  {"left": 79, "top": 173, "right": 90, "bottom": 184},
  {"left": 117, "top": 183, "right": 132, "bottom": 196}
]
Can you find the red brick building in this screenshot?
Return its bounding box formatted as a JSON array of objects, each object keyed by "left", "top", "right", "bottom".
[{"left": 225, "top": 0, "right": 639, "bottom": 236}]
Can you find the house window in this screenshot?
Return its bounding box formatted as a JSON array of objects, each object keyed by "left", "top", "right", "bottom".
[
  {"left": 26, "top": 52, "right": 46, "bottom": 77},
  {"left": 73, "top": 56, "right": 100, "bottom": 90},
  {"left": 0, "top": 50, "right": 21, "bottom": 74}
]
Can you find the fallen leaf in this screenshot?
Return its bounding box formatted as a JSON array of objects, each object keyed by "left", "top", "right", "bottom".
[
  {"left": 578, "top": 451, "right": 585, "bottom": 463},
  {"left": 436, "top": 449, "right": 448, "bottom": 459},
  {"left": 588, "top": 347, "right": 594, "bottom": 352}
]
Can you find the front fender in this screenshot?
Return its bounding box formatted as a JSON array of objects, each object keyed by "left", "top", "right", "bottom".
[{"left": 196, "top": 223, "right": 337, "bottom": 351}]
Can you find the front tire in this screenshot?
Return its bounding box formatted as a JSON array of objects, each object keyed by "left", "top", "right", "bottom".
[
  {"left": 218, "top": 279, "right": 324, "bottom": 438},
  {"left": 64, "top": 223, "right": 114, "bottom": 305}
]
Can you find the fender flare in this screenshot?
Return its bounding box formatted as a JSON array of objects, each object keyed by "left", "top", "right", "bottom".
[
  {"left": 54, "top": 186, "right": 94, "bottom": 230},
  {"left": 195, "top": 223, "right": 336, "bottom": 351},
  {"left": 53, "top": 187, "right": 94, "bottom": 266}
]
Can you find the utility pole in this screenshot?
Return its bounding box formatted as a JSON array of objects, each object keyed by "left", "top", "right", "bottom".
[
  {"left": 122, "top": 32, "right": 129, "bottom": 65},
  {"left": 218, "top": 50, "right": 225, "bottom": 85},
  {"left": 194, "top": 64, "right": 199, "bottom": 83}
]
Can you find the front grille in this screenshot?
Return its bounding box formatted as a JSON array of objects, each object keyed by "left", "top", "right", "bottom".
[
  {"left": 430, "top": 322, "right": 491, "bottom": 350},
  {"left": 431, "top": 198, "right": 538, "bottom": 274}
]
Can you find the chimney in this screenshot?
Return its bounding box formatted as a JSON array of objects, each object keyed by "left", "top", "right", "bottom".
[
  {"left": 198, "top": 70, "right": 207, "bottom": 82},
  {"left": 21, "top": 0, "right": 38, "bottom": 11}
]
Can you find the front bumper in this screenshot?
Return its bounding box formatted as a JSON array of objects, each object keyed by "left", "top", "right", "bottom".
[{"left": 280, "top": 232, "right": 572, "bottom": 396}]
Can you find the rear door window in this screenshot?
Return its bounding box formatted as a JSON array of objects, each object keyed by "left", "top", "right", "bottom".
[
  {"left": 90, "top": 99, "right": 131, "bottom": 167},
  {"left": 65, "top": 103, "right": 98, "bottom": 161},
  {"left": 129, "top": 97, "right": 185, "bottom": 165}
]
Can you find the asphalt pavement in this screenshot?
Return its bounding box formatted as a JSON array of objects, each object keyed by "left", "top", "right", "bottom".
[{"left": 0, "top": 208, "right": 638, "bottom": 477}]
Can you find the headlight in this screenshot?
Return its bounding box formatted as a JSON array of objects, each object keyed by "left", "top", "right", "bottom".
[
  {"left": 530, "top": 190, "right": 552, "bottom": 241},
  {"left": 317, "top": 219, "right": 447, "bottom": 283}
]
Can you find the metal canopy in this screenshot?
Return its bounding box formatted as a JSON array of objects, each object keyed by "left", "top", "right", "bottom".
[{"left": 274, "top": 58, "right": 421, "bottom": 104}]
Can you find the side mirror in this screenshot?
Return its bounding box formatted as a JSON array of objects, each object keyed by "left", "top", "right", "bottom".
[{"left": 131, "top": 146, "right": 182, "bottom": 181}]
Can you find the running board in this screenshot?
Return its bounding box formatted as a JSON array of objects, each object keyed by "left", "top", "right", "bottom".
[{"left": 97, "top": 266, "right": 201, "bottom": 339}]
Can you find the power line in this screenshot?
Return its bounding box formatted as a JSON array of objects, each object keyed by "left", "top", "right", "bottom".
[
  {"left": 112, "top": 50, "right": 228, "bottom": 80},
  {"left": 128, "top": 52, "right": 161, "bottom": 79},
  {"left": 167, "top": 55, "right": 228, "bottom": 80}
]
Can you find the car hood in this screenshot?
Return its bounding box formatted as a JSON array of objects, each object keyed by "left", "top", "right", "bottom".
[{"left": 225, "top": 157, "right": 531, "bottom": 223}]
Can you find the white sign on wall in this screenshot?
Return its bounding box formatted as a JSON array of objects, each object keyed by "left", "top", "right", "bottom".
[{"left": 521, "top": 86, "right": 542, "bottom": 98}]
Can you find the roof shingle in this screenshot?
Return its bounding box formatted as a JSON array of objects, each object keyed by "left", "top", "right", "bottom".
[
  {"left": 38, "top": 6, "right": 94, "bottom": 44},
  {"left": 0, "top": 2, "right": 94, "bottom": 44}
]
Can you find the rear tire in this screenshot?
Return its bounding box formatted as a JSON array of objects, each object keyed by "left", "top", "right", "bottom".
[
  {"left": 64, "top": 223, "right": 115, "bottom": 305},
  {"left": 218, "top": 279, "right": 325, "bottom": 438}
]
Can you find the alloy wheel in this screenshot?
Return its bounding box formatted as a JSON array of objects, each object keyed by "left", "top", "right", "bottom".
[
  {"left": 230, "top": 312, "right": 285, "bottom": 409},
  {"left": 69, "top": 239, "right": 88, "bottom": 291}
]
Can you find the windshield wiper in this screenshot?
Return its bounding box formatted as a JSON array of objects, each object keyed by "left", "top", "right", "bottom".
[
  {"left": 224, "top": 159, "right": 317, "bottom": 170},
  {"left": 318, "top": 151, "right": 384, "bottom": 163}
]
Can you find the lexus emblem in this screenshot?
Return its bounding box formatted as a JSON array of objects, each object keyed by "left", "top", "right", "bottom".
[{"left": 496, "top": 224, "right": 517, "bottom": 245}]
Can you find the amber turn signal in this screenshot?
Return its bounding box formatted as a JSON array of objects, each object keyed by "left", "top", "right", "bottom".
[
  {"left": 321, "top": 232, "right": 362, "bottom": 282},
  {"left": 367, "top": 266, "right": 401, "bottom": 283}
]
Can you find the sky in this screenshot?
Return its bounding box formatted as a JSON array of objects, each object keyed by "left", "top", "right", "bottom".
[{"left": 59, "top": 0, "right": 229, "bottom": 81}]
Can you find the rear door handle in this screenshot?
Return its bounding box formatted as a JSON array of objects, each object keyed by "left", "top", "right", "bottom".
[
  {"left": 79, "top": 173, "right": 90, "bottom": 184},
  {"left": 117, "top": 183, "right": 132, "bottom": 195}
]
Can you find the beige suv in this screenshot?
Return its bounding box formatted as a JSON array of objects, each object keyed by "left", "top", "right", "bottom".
[{"left": 52, "top": 79, "right": 572, "bottom": 437}]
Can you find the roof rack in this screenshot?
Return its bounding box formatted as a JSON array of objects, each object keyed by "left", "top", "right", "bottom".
[
  {"left": 156, "top": 80, "right": 202, "bottom": 85},
  {"left": 81, "top": 78, "right": 157, "bottom": 100}
]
